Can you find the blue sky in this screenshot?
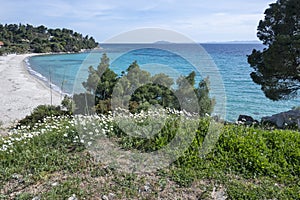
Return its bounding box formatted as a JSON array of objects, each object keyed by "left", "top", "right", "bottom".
[{"left": 1, "top": 0, "right": 275, "bottom": 42}]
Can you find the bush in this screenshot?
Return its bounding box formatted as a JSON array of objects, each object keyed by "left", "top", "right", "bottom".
[
  {"left": 16, "top": 105, "right": 70, "bottom": 129},
  {"left": 176, "top": 124, "right": 300, "bottom": 180}
]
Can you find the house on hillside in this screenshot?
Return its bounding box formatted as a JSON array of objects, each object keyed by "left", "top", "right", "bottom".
[{"left": 0, "top": 41, "right": 4, "bottom": 48}]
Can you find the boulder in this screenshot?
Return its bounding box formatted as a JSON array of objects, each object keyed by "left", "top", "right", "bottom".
[
  {"left": 237, "top": 115, "right": 259, "bottom": 125},
  {"left": 261, "top": 109, "right": 300, "bottom": 129}
]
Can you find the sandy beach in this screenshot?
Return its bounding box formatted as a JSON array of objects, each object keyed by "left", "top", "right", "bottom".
[{"left": 0, "top": 54, "right": 62, "bottom": 128}]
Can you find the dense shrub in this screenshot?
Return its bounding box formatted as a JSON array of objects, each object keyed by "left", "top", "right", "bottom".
[{"left": 16, "top": 105, "right": 70, "bottom": 129}]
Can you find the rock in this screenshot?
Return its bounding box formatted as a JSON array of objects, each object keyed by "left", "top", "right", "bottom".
[
  {"left": 102, "top": 195, "right": 109, "bottom": 200},
  {"left": 12, "top": 173, "right": 24, "bottom": 184},
  {"left": 144, "top": 185, "right": 150, "bottom": 192},
  {"left": 237, "top": 115, "right": 259, "bottom": 125},
  {"left": 51, "top": 182, "right": 59, "bottom": 187},
  {"left": 12, "top": 173, "right": 21, "bottom": 179},
  {"left": 261, "top": 109, "right": 300, "bottom": 129},
  {"left": 211, "top": 186, "right": 227, "bottom": 200},
  {"left": 67, "top": 194, "right": 78, "bottom": 200},
  {"left": 108, "top": 193, "right": 116, "bottom": 199}
]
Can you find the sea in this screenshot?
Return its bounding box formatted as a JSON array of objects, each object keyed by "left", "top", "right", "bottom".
[{"left": 27, "top": 43, "right": 299, "bottom": 122}]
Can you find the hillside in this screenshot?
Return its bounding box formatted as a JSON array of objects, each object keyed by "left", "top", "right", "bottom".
[
  {"left": 0, "top": 24, "right": 98, "bottom": 55},
  {"left": 0, "top": 106, "right": 299, "bottom": 199}
]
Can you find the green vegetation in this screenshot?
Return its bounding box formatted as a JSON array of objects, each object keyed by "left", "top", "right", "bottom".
[
  {"left": 0, "top": 23, "right": 98, "bottom": 55},
  {"left": 75, "top": 53, "right": 214, "bottom": 116},
  {"left": 16, "top": 105, "right": 71, "bottom": 129},
  {"left": 1, "top": 50, "right": 299, "bottom": 198},
  {"left": 248, "top": 0, "right": 300, "bottom": 100},
  {"left": 0, "top": 111, "right": 299, "bottom": 199},
  {"left": 1, "top": 13, "right": 299, "bottom": 197}
]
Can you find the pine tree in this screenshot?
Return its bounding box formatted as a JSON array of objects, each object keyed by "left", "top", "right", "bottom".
[{"left": 248, "top": 0, "right": 300, "bottom": 100}]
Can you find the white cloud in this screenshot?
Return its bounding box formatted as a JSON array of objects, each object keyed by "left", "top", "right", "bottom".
[{"left": 0, "top": 0, "right": 275, "bottom": 42}]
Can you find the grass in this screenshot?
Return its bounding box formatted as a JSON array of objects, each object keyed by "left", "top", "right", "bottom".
[{"left": 0, "top": 108, "right": 299, "bottom": 199}]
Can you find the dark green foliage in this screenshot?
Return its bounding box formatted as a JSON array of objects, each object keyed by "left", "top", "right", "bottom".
[
  {"left": 196, "top": 78, "right": 215, "bottom": 116},
  {"left": 16, "top": 105, "right": 70, "bottom": 129},
  {"left": 72, "top": 93, "right": 96, "bottom": 115},
  {"left": 76, "top": 54, "right": 214, "bottom": 115},
  {"left": 248, "top": 0, "right": 300, "bottom": 100},
  {"left": 129, "top": 83, "right": 179, "bottom": 113},
  {"left": 176, "top": 74, "right": 214, "bottom": 116},
  {"left": 61, "top": 95, "right": 75, "bottom": 114},
  {"left": 81, "top": 53, "right": 118, "bottom": 114},
  {"left": 0, "top": 23, "right": 98, "bottom": 54},
  {"left": 82, "top": 53, "right": 113, "bottom": 94}
]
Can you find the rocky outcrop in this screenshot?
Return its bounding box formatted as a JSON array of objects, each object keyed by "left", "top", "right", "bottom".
[
  {"left": 237, "top": 115, "right": 259, "bottom": 125},
  {"left": 261, "top": 109, "right": 300, "bottom": 129}
]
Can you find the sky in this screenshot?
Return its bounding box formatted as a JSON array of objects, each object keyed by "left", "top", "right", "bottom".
[{"left": 0, "top": 0, "right": 275, "bottom": 43}]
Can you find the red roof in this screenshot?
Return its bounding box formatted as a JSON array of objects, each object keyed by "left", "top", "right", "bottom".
[{"left": 0, "top": 41, "right": 4, "bottom": 46}]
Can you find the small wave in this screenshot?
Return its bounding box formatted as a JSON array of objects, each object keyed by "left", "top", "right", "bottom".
[
  {"left": 25, "top": 60, "right": 70, "bottom": 97},
  {"left": 24, "top": 58, "right": 30, "bottom": 66}
]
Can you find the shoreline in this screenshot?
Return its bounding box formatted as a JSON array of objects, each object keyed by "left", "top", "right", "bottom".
[
  {"left": 24, "top": 54, "right": 70, "bottom": 98},
  {"left": 0, "top": 53, "right": 62, "bottom": 129}
]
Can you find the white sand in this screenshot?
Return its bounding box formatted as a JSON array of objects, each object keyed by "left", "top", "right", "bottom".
[{"left": 0, "top": 54, "right": 62, "bottom": 128}]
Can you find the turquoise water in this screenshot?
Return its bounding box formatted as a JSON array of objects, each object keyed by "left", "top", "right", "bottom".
[{"left": 28, "top": 44, "right": 299, "bottom": 121}]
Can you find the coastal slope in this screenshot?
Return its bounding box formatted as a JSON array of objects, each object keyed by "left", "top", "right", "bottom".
[{"left": 0, "top": 54, "right": 61, "bottom": 128}]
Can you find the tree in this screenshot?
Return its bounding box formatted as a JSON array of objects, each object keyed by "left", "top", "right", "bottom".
[
  {"left": 82, "top": 53, "right": 113, "bottom": 94},
  {"left": 196, "top": 78, "right": 215, "bottom": 116},
  {"left": 129, "top": 73, "right": 177, "bottom": 112},
  {"left": 81, "top": 53, "right": 117, "bottom": 114},
  {"left": 0, "top": 23, "right": 98, "bottom": 54},
  {"left": 248, "top": 0, "right": 300, "bottom": 100},
  {"left": 77, "top": 55, "right": 214, "bottom": 116},
  {"left": 176, "top": 72, "right": 214, "bottom": 115}
]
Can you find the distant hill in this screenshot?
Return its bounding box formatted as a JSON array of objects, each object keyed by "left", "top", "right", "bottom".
[
  {"left": 0, "top": 24, "right": 98, "bottom": 55},
  {"left": 153, "top": 40, "right": 172, "bottom": 44},
  {"left": 204, "top": 40, "right": 261, "bottom": 44}
]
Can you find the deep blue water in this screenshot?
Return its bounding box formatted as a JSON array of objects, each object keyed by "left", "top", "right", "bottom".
[{"left": 28, "top": 44, "right": 299, "bottom": 121}]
